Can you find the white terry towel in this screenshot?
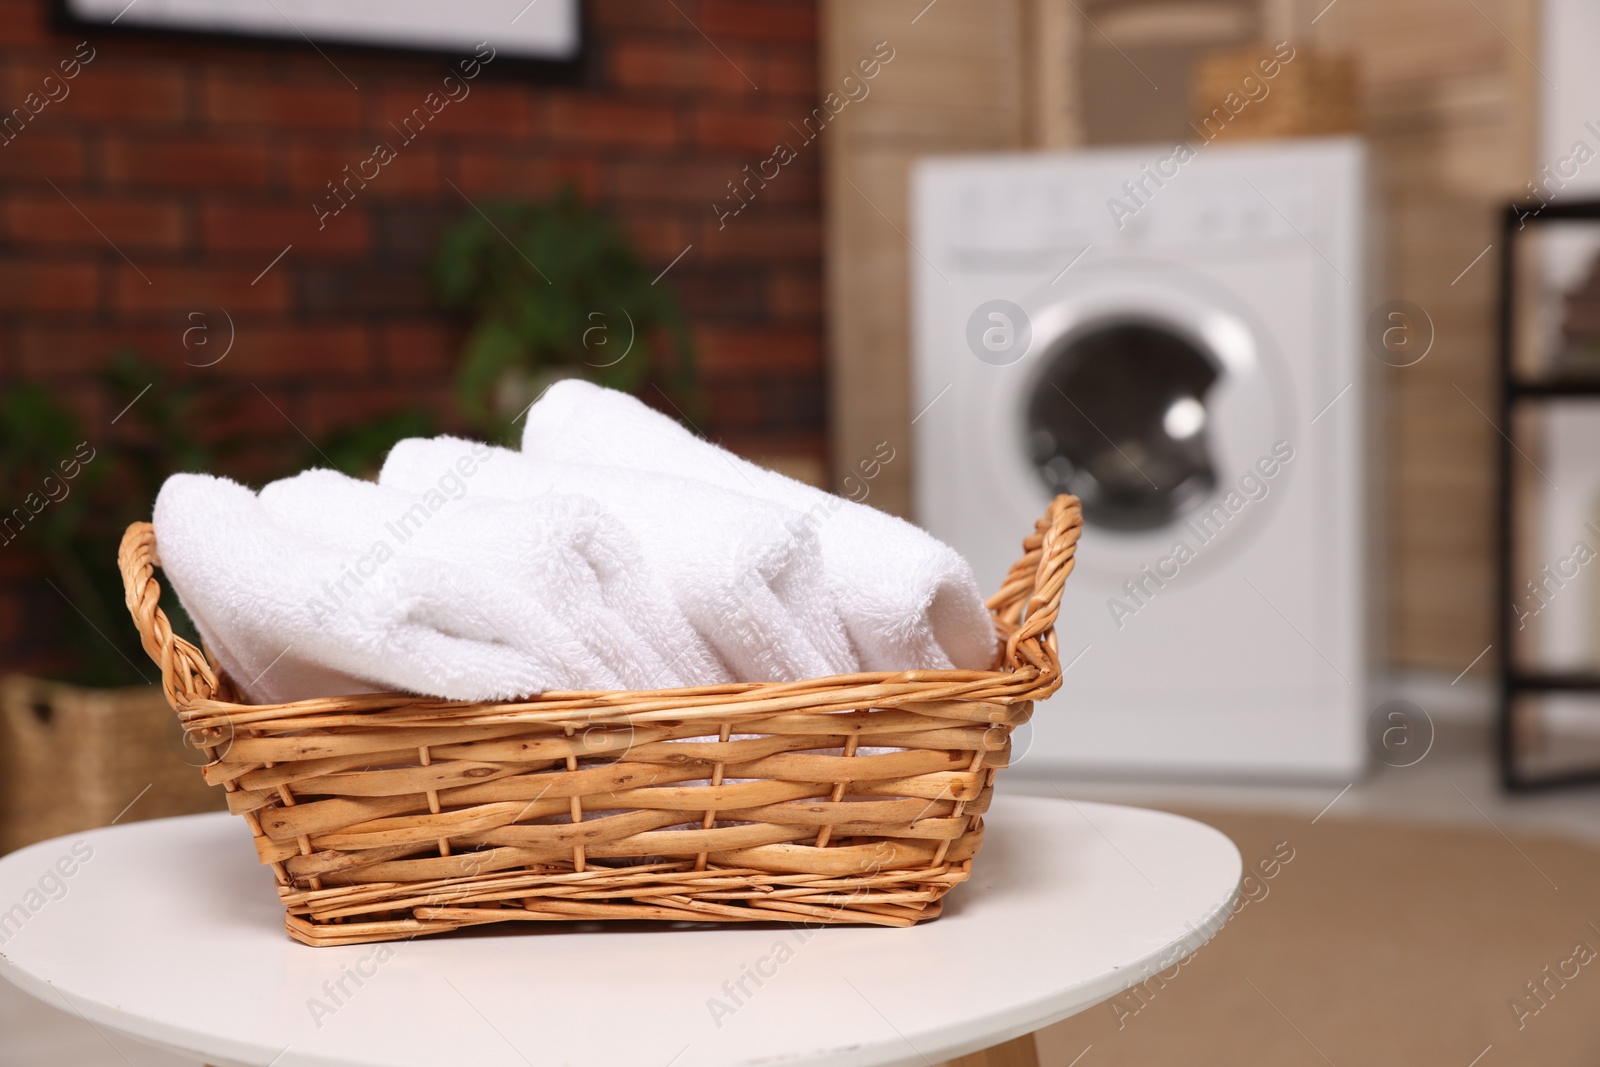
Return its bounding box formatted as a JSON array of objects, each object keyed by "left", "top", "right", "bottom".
[
  {"left": 381, "top": 438, "right": 856, "bottom": 683},
  {"left": 258, "top": 467, "right": 723, "bottom": 692},
  {"left": 520, "top": 381, "right": 998, "bottom": 672},
  {"left": 156, "top": 473, "right": 632, "bottom": 703}
]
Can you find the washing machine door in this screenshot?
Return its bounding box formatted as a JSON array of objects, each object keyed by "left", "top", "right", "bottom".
[{"left": 987, "top": 261, "right": 1293, "bottom": 573}]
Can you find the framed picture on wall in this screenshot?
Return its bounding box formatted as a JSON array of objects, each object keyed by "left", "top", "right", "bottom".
[{"left": 58, "top": 0, "right": 581, "bottom": 66}]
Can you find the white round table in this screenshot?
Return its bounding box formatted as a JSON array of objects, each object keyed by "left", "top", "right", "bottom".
[{"left": 0, "top": 795, "right": 1240, "bottom": 1067}]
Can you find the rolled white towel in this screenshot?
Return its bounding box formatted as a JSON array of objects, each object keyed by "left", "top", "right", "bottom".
[
  {"left": 258, "top": 466, "right": 720, "bottom": 692},
  {"left": 520, "top": 380, "right": 998, "bottom": 672},
  {"left": 381, "top": 437, "right": 855, "bottom": 683},
  {"left": 155, "top": 473, "right": 632, "bottom": 703}
]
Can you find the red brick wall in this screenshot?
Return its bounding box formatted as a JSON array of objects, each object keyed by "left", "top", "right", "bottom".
[
  {"left": 0, "top": 0, "right": 823, "bottom": 442},
  {"left": 0, "top": 0, "right": 825, "bottom": 675}
]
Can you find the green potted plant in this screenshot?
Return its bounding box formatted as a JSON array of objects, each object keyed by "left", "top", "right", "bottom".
[
  {"left": 431, "top": 185, "right": 699, "bottom": 443},
  {"left": 0, "top": 352, "right": 436, "bottom": 852},
  {"left": 0, "top": 353, "right": 221, "bottom": 850}
]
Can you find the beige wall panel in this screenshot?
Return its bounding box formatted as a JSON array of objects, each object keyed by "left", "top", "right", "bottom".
[{"left": 824, "top": 0, "right": 1030, "bottom": 521}]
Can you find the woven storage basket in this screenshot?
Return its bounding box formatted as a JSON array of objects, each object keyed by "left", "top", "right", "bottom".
[
  {"left": 117, "top": 495, "right": 1082, "bottom": 947},
  {"left": 0, "top": 675, "right": 225, "bottom": 855}
]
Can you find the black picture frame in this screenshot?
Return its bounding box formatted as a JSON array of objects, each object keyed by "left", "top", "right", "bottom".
[{"left": 49, "top": 0, "right": 591, "bottom": 84}]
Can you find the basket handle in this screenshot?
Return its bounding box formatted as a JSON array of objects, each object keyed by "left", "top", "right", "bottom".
[
  {"left": 118, "top": 522, "right": 222, "bottom": 710},
  {"left": 986, "top": 495, "right": 1083, "bottom": 673}
]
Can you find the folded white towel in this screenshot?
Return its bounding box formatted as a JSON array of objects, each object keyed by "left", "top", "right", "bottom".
[
  {"left": 258, "top": 466, "right": 722, "bottom": 692},
  {"left": 156, "top": 473, "right": 647, "bottom": 703},
  {"left": 520, "top": 381, "right": 997, "bottom": 672},
  {"left": 153, "top": 383, "right": 994, "bottom": 704},
  {"left": 381, "top": 438, "right": 856, "bottom": 683}
]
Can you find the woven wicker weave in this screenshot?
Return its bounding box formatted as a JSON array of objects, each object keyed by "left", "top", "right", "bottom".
[{"left": 117, "top": 495, "right": 1082, "bottom": 946}]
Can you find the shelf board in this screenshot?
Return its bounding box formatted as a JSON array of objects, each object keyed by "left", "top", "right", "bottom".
[
  {"left": 1507, "top": 671, "right": 1600, "bottom": 692},
  {"left": 1505, "top": 764, "right": 1600, "bottom": 792},
  {"left": 1508, "top": 376, "right": 1600, "bottom": 398},
  {"left": 1505, "top": 200, "right": 1600, "bottom": 223}
]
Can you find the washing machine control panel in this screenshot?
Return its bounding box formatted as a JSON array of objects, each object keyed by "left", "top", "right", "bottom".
[{"left": 947, "top": 155, "right": 1325, "bottom": 258}]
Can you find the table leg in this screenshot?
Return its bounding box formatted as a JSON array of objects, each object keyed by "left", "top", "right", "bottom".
[{"left": 935, "top": 1032, "right": 1040, "bottom": 1067}]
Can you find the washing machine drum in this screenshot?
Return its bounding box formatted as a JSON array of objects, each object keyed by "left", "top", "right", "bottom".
[{"left": 1027, "top": 320, "right": 1220, "bottom": 531}]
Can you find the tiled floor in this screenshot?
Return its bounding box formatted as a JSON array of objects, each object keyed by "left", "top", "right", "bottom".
[{"left": 4, "top": 710, "right": 1599, "bottom": 1066}]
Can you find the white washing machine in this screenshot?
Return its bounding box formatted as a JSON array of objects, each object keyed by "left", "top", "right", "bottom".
[{"left": 911, "top": 137, "right": 1372, "bottom": 779}]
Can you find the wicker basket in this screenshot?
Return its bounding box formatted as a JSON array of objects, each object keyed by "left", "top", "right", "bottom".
[
  {"left": 117, "top": 495, "right": 1082, "bottom": 947},
  {"left": 1191, "top": 46, "right": 1359, "bottom": 142},
  {"left": 0, "top": 675, "right": 225, "bottom": 855}
]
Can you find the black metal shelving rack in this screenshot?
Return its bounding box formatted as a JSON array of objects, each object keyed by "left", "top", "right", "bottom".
[{"left": 1496, "top": 198, "right": 1600, "bottom": 791}]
